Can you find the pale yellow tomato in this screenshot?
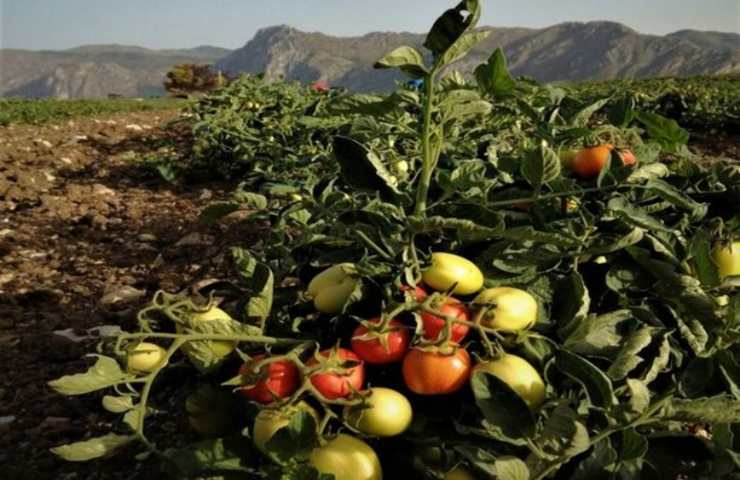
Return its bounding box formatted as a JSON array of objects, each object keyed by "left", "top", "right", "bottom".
[
  {"left": 474, "top": 287, "right": 537, "bottom": 332},
  {"left": 309, "top": 434, "right": 382, "bottom": 480},
  {"left": 126, "top": 342, "right": 167, "bottom": 373},
  {"left": 713, "top": 241, "right": 740, "bottom": 278},
  {"left": 307, "top": 263, "right": 359, "bottom": 314},
  {"left": 422, "top": 253, "right": 484, "bottom": 296},
  {"left": 473, "top": 353, "right": 546, "bottom": 408},
  {"left": 345, "top": 387, "right": 412, "bottom": 437}
]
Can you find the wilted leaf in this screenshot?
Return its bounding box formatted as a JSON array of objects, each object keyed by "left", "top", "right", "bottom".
[{"left": 51, "top": 434, "right": 135, "bottom": 462}]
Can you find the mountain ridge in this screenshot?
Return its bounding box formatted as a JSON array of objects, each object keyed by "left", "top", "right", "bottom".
[{"left": 2, "top": 21, "right": 739, "bottom": 98}]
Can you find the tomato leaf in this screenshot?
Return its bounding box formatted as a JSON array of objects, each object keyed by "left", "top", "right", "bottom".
[
  {"left": 51, "top": 433, "right": 136, "bottom": 462},
  {"left": 520, "top": 144, "right": 561, "bottom": 193},
  {"left": 101, "top": 395, "right": 135, "bottom": 414},
  {"left": 471, "top": 371, "right": 536, "bottom": 440},
  {"left": 660, "top": 395, "right": 740, "bottom": 424},
  {"left": 424, "top": 0, "right": 481, "bottom": 61},
  {"left": 607, "top": 326, "right": 656, "bottom": 381},
  {"left": 637, "top": 112, "right": 689, "bottom": 153},
  {"left": 555, "top": 349, "right": 617, "bottom": 408},
  {"left": 333, "top": 136, "right": 401, "bottom": 197},
  {"left": 689, "top": 227, "right": 721, "bottom": 288},
  {"left": 48, "top": 355, "right": 130, "bottom": 396},
  {"left": 475, "top": 48, "right": 516, "bottom": 98},
  {"left": 570, "top": 440, "right": 618, "bottom": 480},
  {"left": 265, "top": 411, "right": 319, "bottom": 464},
  {"left": 373, "top": 46, "right": 428, "bottom": 78},
  {"left": 162, "top": 437, "right": 254, "bottom": 477},
  {"left": 495, "top": 456, "right": 531, "bottom": 480},
  {"left": 562, "top": 310, "right": 632, "bottom": 356}
]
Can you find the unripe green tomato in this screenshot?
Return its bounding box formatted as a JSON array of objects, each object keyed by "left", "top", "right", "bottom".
[
  {"left": 713, "top": 241, "right": 740, "bottom": 278},
  {"left": 445, "top": 468, "right": 475, "bottom": 480},
  {"left": 474, "top": 287, "right": 537, "bottom": 332},
  {"left": 422, "top": 253, "right": 484, "bottom": 296},
  {"left": 309, "top": 434, "right": 382, "bottom": 480},
  {"left": 345, "top": 387, "right": 412, "bottom": 437},
  {"left": 180, "top": 307, "right": 237, "bottom": 361},
  {"left": 253, "top": 402, "right": 317, "bottom": 453},
  {"left": 245, "top": 101, "right": 254, "bottom": 109},
  {"left": 473, "top": 353, "right": 546, "bottom": 408},
  {"left": 307, "top": 263, "right": 359, "bottom": 314},
  {"left": 126, "top": 342, "right": 167, "bottom": 373}
]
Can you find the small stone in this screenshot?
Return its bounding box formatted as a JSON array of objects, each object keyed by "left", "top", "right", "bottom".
[
  {"left": 125, "top": 124, "right": 143, "bottom": 132},
  {"left": 92, "top": 184, "right": 116, "bottom": 196},
  {"left": 60, "top": 156, "right": 73, "bottom": 165},
  {"left": 0, "top": 273, "right": 13, "bottom": 286},
  {"left": 100, "top": 286, "right": 146, "bottom": 306},
  {"left": 199, "top": 189, "right": 213, "bottom": 200},
  {"left": 175, "top": 232, "right": 213, "bottom": 247},
  {"left": 0, "top": 416, "right": 16, "bottom": 430},
  {"left": 34, "top": 138, "right": 53, "bottom": 149},
  {"left": 138, "top": 233, "right": 157, "bottom": 242},
  {"left": 88, "top": 325, "right": 123, "bottom": 337}
]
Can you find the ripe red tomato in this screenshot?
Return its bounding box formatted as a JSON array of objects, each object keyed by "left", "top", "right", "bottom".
[
  {"left": 311, "top": 80, "right": 330, "bottom": 92},
  {"left": 402, "top": 347, "right": 471, "bottom": 395},
  {"left": 351, "top": 318, "right": 411, "bottom": 364},
  {"left": 572, "top": 145, "right": 613, "bottom": 178},
  {"left": 420, "top": 298, "right": 470, "bottom": 343},
  {"left": 239, "top": 356, "right": 300, "bottom": 404},
  {"left": 308, "top": 348, "right": 365, "bottom": 399}
]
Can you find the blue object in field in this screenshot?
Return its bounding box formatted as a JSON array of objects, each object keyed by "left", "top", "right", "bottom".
[{"left": 407, "top": 78, "right": 425, "bottom": 89}]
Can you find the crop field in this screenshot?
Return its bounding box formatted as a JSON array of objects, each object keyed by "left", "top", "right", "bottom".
[{"left": 1, "top": 2, "right": 739, "bottom": 480}]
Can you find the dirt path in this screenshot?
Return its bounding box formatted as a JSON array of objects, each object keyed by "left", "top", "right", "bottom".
[{"left": 0, "top": 111, "right": 243, "bottom": 479}]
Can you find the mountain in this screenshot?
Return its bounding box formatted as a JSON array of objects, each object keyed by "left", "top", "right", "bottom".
[
  {"left": 2, "top": 22, "right": 739, "bottom": 98},
  {"left": 0, "top": 45, "right": 230, "bottom": 98},
  {"left": 217, "top": 22, "right": 740, "bottom": 91}
]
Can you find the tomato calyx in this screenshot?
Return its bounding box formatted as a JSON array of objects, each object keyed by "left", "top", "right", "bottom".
[{"left": 419, "top": 294, "right": 471, "bottom": 344}]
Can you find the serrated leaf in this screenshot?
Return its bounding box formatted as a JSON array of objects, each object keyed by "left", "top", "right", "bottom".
[
  {"left": 625, "top": 378, "right": 651, "bottom": 415},
  {"left": 538, "top": 405, "right": 591, "bottom": 458},
  {"left": 265, "top": 411, "right": 319, "bottom": 464},
  {"left": 521, "top": 144, "right": 561, "bottom": 192},
  {"left": 638, "top": 112, "right": 689, "bottom": 153},
  {"left": 607, "top": 327, "right": 655, "bottom": 380},
  {"left": 163, "top": 437, "right": 252, "bottom": 477},
  {"left": 555, "top": 272, "right": 591, "bottom": 340},
  {"left": 123, "top": 409, "right": 141, "bottom": 432},
  {"left": 51, "top": 434, "right": 135, "bottom": 462},
  {"left": 570, "top": 440, "right": 618, "bottom": 480},
  {"left": 475, "top": 48, "right": 515, "bottom": 97},
  {"left": 424, "top": 0, "right": 482, "bottom": 59},
  {"left": 563, "top": 310, "right": 632, "bottom": 356},
  {"left": 660, "top": 396, "right": 740, "bottom": 424},
  {"left": 644, "top": 179, "right": 707, "bottom": 220},
  {"left": 569, "top": 98, "right": 610, "bottom": 127},
  {"left": 689, "top": 227, "right": 721, "bottom": 288},
  {"left": 556, "top": 349, "right": 617, "bottom": 408},
  {"left": 438, "top": 30, "right": 491, "bottom": 68},
  {"left": 607, "top": 197, "right": 670, "bottom": 232},
  {"left": 471, "top": 371, "right": 536, "bottom": 440},
  {"left": 642, "top": 334, "right": 670, "bottom": 385},
  {"left": 48, "top": 355, "right": 129, "bottom": 396}
]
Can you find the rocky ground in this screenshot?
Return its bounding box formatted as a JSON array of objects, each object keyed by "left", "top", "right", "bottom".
[
  {"left": 0, "top": 110, "right": 251, "bottom": 479},
  {"left": 0, "top": 109, "right": 737, "bottom": 480}
]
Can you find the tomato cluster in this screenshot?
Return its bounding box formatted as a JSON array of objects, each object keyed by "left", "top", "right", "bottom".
[{"left": 227, "top": 252, "right": 548, "bottom": 479}]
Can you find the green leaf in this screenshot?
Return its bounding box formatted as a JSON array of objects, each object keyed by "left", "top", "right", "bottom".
[
  {"left": 408, "top": 215, "right": 503, "bottom": 241},
  {"left": 265, "top": 411, "right": 319, "bottom": 464},
  {"left": 200, "top": 202, "right": 242, "bottom": 226},
  {"left": 637, "top": 112, "right": 689, "bottom": 153},
  {"left": 642, "top": 334, "right": 670, "bottom": 385},
  {"left": 624, "top": 378, "right": 651, "bottom": 416},
  {"left": 660, "top": 396, "right": 740, "bottom": 424},
  {"left": 562, "top": 310, "right": 632, "bottom": 356},
  {"left": 569, "top": 98, "right": 610, "bottom": 127},
  {"left": 438, "top": 30, "right": 491, "bottom": 69},
  {"left": 48, "top": 355, "right": 130, "bottom": 396},
  {"left": 620, "top": 428, "right": 648, "bottom": 461},
  {"left": 537, "top": 405, "right": 591, "bottom": 458},
  {"left": 689, "top": 227, "right": 721, "bottom": 288},
  {"left": 607, "top": 197, "right": 670, "bottom": 232},
  {"left": 644, "top": 179, "right": 707, "bottom": 220},
  {"left": 495, "top": 456, "right": 530, "bottom": 480},
  {"left": 51, "top": 434, "right": 136, "bottom": 462},
  {"left": 163, "top": 437, "right": 252, "bottom": 477},
  {"left": 424, "top": 0, "right": 481, "bottom": 60},
  {"left": 471, "top": 370, "right": 536, "bottom": 440},
  {"left": 608, "top": 95, "right": 636, "bottom": 127},
  {"left": 333, "top": 136, "right": 400, "bottom": 197},
  {"left": 373, "top": 46, "right": 428, "bottom": 77},
  {"left": 556, "top": 349, "right": 617, "bottom": 408},
  {"left": 555, "top": 272, "right": 591, "bottom": 340},
  {"left": 475, "top": 48, "right": 516, "bottom": 97},
  {"left": 520, "top": 144, "right": 561, "bottom": 192},
  {"left": 570, "top": 440, "right": 618, "bottom": 480},
  {"left": 607, "top": 326, "right": 656, "bottom": 381}
]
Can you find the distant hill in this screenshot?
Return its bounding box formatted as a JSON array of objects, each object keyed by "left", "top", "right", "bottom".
[
  {"left": 2, "top": 22, "right": 739, "bottom": 98},
  {"left": 217, "top": 23, "right": 740, "bottom": 92},
  {"left": 0, "top": 45, "right": 230, "bottom": 98}
]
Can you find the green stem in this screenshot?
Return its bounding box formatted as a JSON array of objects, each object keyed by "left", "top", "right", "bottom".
[{"left": 413, "top": 72, "right": 437, "bottom": 217}]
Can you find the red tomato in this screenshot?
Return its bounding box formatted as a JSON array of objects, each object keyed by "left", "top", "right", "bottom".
[
  {"left": 308, "top": 348, "right": 365, "bottom": 399},
  {"left": 311, "top": 80, "right": 330, "bottom": 92},
  {"left": 420, "top": 298, "right": 470, "bottom": 343},
  {"left": 572, "top": 145, "right": 613, "bottom": 178},
  {"left": 402, "top": 347, "right": 471, "bottom": 395},
  {"left": 400, "top": 284, "right": 427, "bottom": 301},
  {"left": 351, "top": 318, "right": 411, "bottom": 364},
  {"left": 239, "top": 356, "right": 300, "bottom": 404}
]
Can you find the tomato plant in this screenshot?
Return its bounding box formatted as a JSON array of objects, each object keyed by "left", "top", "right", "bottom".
[
  {"left": 46, "top": 1, "right": 740, "bottom": 478},
  {"left": 125, "top": 342, "right": 167, "bottom": 373}
]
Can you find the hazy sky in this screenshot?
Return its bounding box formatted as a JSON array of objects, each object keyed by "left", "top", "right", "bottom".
[{"left": 2, "top": 0, "right": 739, "bottom": 50}]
